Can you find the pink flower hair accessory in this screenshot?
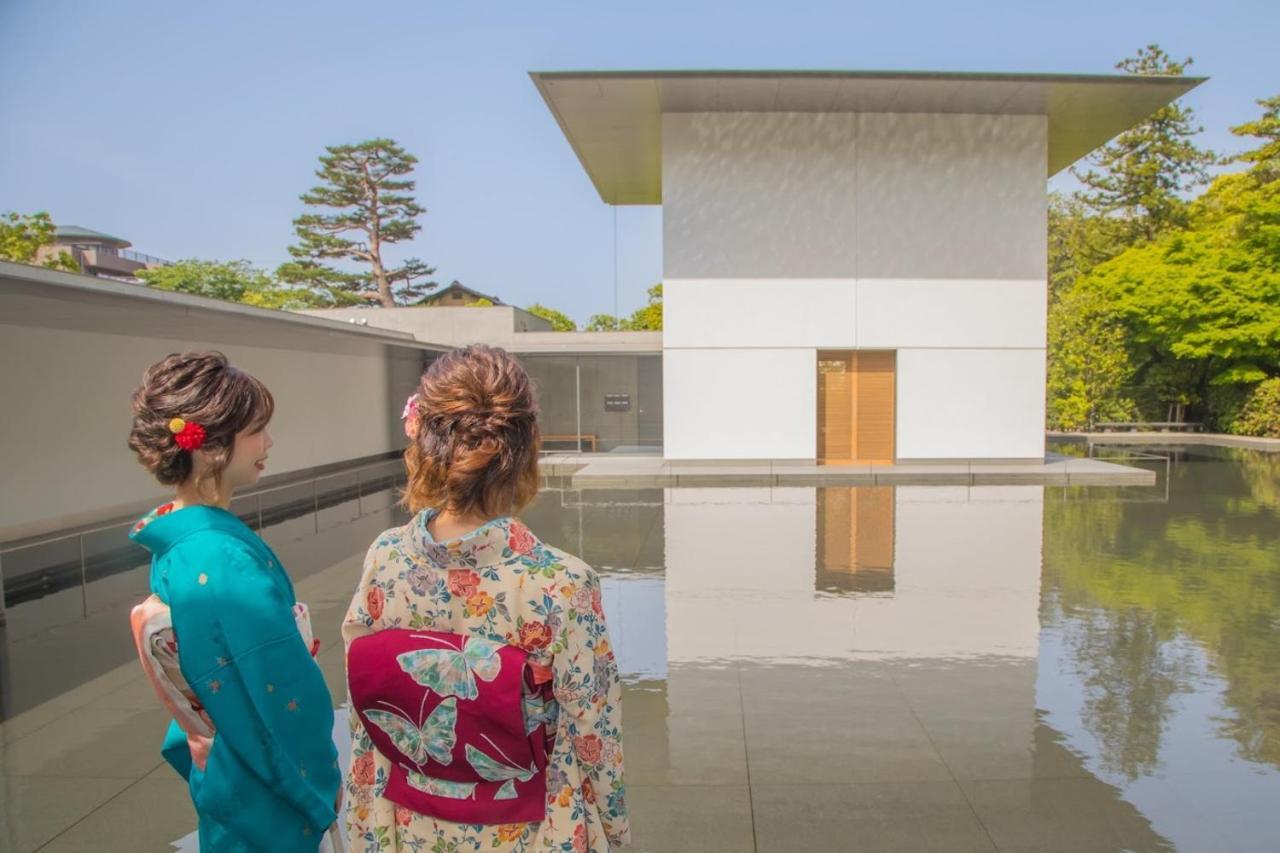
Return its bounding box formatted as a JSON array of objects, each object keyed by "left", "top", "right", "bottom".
[{"left": 402, "top": 393, "right": 422, "bottom": 440}]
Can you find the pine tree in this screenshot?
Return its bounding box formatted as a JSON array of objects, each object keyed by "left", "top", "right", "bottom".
[
  {"left": 279, "top": 138, "right": 436, "bottom": 307},
  {"left": 1071, "top": 45, "right": 1217, "bottom": 242},
  {"left": 1230, "top": 94, "right": 1280, "bottom": 183}
]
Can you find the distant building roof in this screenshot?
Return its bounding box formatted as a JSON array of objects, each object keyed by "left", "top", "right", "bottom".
[
  {"left": 417, "top": 280, "right": 505, "bottom": 305},
  {"left": 54, "top": 225, "right": 132, "bottom": 247}
]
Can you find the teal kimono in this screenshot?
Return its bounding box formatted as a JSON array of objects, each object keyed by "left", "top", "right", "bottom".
[{"left": 130, "top": 504, "right": 340, "bottom": 851}]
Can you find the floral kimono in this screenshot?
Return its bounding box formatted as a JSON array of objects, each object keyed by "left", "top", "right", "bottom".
[
  {"left": 343, "top": 510, "right": 629, "bottom": 852},
  {"left": 130, "top": 503, "right": 341, "bottom": 852}
]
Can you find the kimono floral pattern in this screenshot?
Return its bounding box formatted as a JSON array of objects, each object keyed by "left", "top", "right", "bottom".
[{"left": 343, "top": 510, "right": 629, "bottom": 852}]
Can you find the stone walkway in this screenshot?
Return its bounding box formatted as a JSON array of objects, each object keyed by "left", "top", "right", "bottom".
[{"left": 539, "top": 453, "right": 1156, "bottom": 488}]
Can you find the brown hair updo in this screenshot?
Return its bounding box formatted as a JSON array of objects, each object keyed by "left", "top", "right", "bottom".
[
  {"left": 403, "top": 344, "right": 541, "bottom": 517},
  {"left": 127, "top": 351, "right": 274, "bottom": 493}
]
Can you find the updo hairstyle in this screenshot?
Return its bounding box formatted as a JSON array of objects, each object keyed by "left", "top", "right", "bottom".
[
  {"left": 403, "top": 344, "right": 541, "bottom": 517},
  {"left": 127, "top": 351, "right": 274, "bottom": 494}
]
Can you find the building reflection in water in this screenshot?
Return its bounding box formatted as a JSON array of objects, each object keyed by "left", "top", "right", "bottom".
[
  {"left": 815, "top": 486, "right": 895, "bottom": 594},
  {"left": 530, "top": 483, "right": 1175, "bottom": 848}
]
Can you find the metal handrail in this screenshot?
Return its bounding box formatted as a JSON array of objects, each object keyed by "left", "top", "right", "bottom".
[
  {"left": 119, "top": 248, "right": 169, "bottom": 265},
  {"left": 0, "top": 457, "right": 403, "bottom": 555},
  {"left": 1085, "top": 445, "right": 1172, "bottom": 502}
]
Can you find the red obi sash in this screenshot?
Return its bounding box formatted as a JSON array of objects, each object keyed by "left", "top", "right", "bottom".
[{"left": 347, "top": 629, "right": 555, "bottom": 825}]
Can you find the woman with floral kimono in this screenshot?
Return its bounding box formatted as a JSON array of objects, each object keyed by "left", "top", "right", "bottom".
[
  {"left": 127, "top": 351, "right": 341, "bottom": 851},
  {"left": 343, "top": 344, "right": 629, "bottom": 852}
]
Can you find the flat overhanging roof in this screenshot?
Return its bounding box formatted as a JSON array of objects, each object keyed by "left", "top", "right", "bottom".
[{"left": 529, "top": 70, "right": 1207, "bottom": 204}]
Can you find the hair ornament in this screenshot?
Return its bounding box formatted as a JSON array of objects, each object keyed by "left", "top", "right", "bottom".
[{"left": 169, "top": 417, "right": 207, "bottom": 451}]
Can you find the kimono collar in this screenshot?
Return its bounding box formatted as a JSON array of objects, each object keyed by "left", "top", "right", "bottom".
[
  {"left": 409, "top": 508, "right": 520, "bottom": 571},
  {"left": 129, "top": 502, "right": 255, "bottom": 557}
]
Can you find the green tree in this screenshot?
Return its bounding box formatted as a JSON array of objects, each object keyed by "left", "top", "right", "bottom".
[
  {"left": 1076, "top": 175, "right": 1280, "bottom": 423},
  {"left": 1046, "top": 285, "right": 1138, "bottom": 430},
  {"left": 280, "top": 138, "right": 437, "bottom": 307},
  {"left": 623, "top": 283, "right": 663, "bottom": 331},
  {"left": 585, "top": 313, "right": 622, "bottom": 331},
  {"left": 0, "top": 211, "right": 79, "bottom": 271},
  {"left": 1047, "top": 193, "right": 1126, "bottom": 303},
  {"left": 138, "top": 259, "right": 339, "bottom": 309},
  {"left": 1231, "top": 378, "right": 1280, "bottom": 438},
  {"left": 1072, "top": 45, "right": 1217, "bottom": 243},
  {"left": 526, "top": 303, "right": 578, "bottom": 331},
  {"left": 1229, "top": 94, "right": 1280, "bottom": 183},
  {"left": 585, "top": 284, "right": 665, "bottom": 332},
  {"left": 464, "top": 297, "right": 496, "bottom": 307}
]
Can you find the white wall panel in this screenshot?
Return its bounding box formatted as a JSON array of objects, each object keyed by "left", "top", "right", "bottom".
[
  {"left": 856, "top": 278, "right": 1047, "bottom": 349},
  {"left": 663, "top": 348, "right": 815, "bottom": 459},
  {"left": 664, "top": 278, "right": 856, "bottom": 348},
  {"left": 896, "top": 348, "right": 1046, "bottom": 459}
]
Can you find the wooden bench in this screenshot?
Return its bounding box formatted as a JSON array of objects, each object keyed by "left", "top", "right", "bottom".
[
  {"left": 542, "top": 434, "right": 598, "bottom": 452},
  {"left": 1093, "top": 422, "right": 1203, "bottom": 433}
]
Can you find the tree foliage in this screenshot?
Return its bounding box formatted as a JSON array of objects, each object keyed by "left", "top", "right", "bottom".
[
  {"left": 1047, "top": 193, "right": 1125, "bottom": 303},
  {"left": 626, "top": 283, "right": 663, "bottom": 331},
  {"left": 1231, "top": 378, "right": 1280, "bottom": 438},
  {"left": 1073, "top": 174, "right": 1280, "bottom": 420},
  {"left": 1046, "top": 285, "right": 1138, "bottom": 430},
  {"left": 280, "top": 138, "right": 436, "bottom": 307},
  {"left": 585, "top": 313, "right": 622, "bottom": 331},
  {"left": 1229, "top": 94, "right": 1280, "bottom": 183},
  {"left": 1071, "top": 45, "right": 1216, "bottom": 243},
  {"left": 583, "top": 284, "right": 663, "bottom": 332},
  {"left": 0, "top": 211, "right": 79, "bottom": 271},
  {"left": 526, "top": 302, "right": 578, "bottom": 331},
  {"left": 1049, "top": 69, "right": 1280, "bottom": 434},
  {"left": 138, "top": 259, "right": 339, "bottom": 309}
]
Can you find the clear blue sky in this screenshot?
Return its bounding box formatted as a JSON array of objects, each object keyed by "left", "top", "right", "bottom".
[{"left": 2, "top": 1, "right": 1277, "bottom": 324}]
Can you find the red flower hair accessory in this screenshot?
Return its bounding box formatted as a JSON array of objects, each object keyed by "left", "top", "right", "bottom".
[{"left": 168, "top": 417, "right": 207, "bottom": 451}]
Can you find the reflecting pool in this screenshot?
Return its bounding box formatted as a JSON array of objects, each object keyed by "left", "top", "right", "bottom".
[{"left": 2, "top": 445, "right": 1277, "bottom": 851}]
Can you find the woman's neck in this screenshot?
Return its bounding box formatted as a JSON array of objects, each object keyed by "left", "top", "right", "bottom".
[{"left": 173, "top": 479, "right": 232, "bottom": 510}]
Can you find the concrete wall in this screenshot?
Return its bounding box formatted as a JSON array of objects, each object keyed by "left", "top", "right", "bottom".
[
  {"left": 1, "top": 266, "right": 429, "bottom": 537},
  {"left": 298, "top": 305, "right": 553, "bottom": 348},
  {"left": 661, "top": 112, "right": 1048, "bottom": 460}
]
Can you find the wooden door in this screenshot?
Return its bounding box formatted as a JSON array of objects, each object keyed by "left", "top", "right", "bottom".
[
  {"left": 817, "top": 350, "right": 895, "bottom": 464},
  {"left": 817, "top": 352, "right": 855, "bottom": 462},
  {"left": 854, "top": 350, "right": 895, "bottom": 464}
]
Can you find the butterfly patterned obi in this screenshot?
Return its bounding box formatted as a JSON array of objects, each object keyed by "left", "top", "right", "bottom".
[{"left": 347, "top": 629, "right": 555, "bottom": 825}]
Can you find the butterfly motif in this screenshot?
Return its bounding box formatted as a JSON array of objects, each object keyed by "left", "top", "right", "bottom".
[
  {"left": 397, "top": 636, "right": 503, "bottom": 700},
  {"left": 363, "top": 697, "right": 457, "bottom": 766},
  {"left": 404, "top": 767, "right": 476, "bottom": 800},
  {"left": 466, "top": 740, "right": 536, "bottom": 800}
]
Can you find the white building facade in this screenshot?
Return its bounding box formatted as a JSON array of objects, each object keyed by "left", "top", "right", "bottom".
[{"left": 532, "top": 71, "right": 1202, "bottom": 461}]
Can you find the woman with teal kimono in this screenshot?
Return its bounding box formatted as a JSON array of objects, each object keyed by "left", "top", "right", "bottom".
[{"left": 126, "top": 352, "right": 340, "bottom": 851}]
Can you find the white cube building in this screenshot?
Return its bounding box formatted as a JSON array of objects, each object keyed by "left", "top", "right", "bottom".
[{"left": 531, "top": 71, "right": 1202, "bottom": 461}]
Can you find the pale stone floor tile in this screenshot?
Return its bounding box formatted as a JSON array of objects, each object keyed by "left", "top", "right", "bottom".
[
  {"left": 39, "top": 776, "right": 195, "bottom": 853},
  {"left": 751, "top": 780, "right": 997, "bottom": 853},
  {"left": 625, "top": 712, "right": 749, "bottom": 786},
  {"left": 0, "top": 775, "right": 134, "bottom": 853},
  {"left": 0, "top": 703, "right": 170, "bottom": 780},
  {"left": 959, "top": 777, "right": 1177, "bottom": 852},
  {"left": 626, "top": 784, "right": 756, "bottom": 852},
  {"left": 744, "top": 710, "right": 954, "bottom": 785}
]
